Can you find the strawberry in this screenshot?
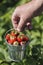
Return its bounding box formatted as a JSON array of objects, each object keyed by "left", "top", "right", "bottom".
[
  {"left": 20, "top": 41, "right": 26, "bottom": 46},
  {"left": 11, "top": 31, "right": 19, "bottom": 37},
  {"left": 10, "top": 35, "right": 17, "bottom": 42},
  {"left": 15, "top": 31, "right": 19, "bottom": 36},
  {"left": 23, "top": 36, "right": 28, "bottom": 41},
  {"left": 20, "top": 34, "right": 29, "bottom": 41},
  {"left": 6, "top": 34, "right": 10, "bottom": 40},
  {"left": 8, "top": 36, "right": 17, "bottom": 44},
  {"left": 17, "top": 35, "right": 23, "bottom": 42},
  {"left": 8, "top": 39, "right": 14, "bottom": 44},
  {"left": 13, "top": 41, "right": 19, "bottom": 46},
  {"left": 10, "top": 31, "right": 16, "bottom": 36}
]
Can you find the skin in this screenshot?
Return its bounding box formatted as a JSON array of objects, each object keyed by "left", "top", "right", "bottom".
[{"left": 12, "top": 0, "right": 43, "bottom": 31}]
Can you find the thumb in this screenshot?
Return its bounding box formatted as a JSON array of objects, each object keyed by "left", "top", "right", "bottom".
[{"left": 17, "top": 17, "right": 26, "bottom": 31}]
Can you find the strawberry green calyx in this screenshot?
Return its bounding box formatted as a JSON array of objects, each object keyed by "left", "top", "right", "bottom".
[
  {"left": 13, "top": 41, "right": 19, "bottom": 46},
  {"left": 20, "top": 41, "right": 26, "bottom": 46}
]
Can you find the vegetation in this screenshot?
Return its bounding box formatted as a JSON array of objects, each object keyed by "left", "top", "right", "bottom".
[{"left": 0, "top": 0, "right": 43, "bottom": 65}]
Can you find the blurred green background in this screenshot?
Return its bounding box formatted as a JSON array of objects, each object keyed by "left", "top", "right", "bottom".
[{"left": 0, "top": 0, "right": 43, "bottom": 65}]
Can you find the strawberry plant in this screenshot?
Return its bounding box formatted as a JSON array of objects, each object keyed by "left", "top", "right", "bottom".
[{"left": 0, "top": 0, "right": 43, "bottom": 65}]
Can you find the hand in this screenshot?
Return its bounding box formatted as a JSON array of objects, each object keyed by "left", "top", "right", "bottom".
[{"left": 12, "top": 0, "right": 43, "bottom": 31}]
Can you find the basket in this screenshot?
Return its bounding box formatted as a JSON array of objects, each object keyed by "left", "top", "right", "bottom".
[{"left": 5, "top": 29, "right": 29, "bottom": 62}]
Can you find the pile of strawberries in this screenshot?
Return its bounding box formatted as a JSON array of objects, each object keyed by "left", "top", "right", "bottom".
[{"left": 5, "top": 30, "right": 29, "bottom": 46}]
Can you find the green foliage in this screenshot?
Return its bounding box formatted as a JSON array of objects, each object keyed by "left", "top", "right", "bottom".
[{"left": 0, "top": 0, "right": 43, "bottom": 65}]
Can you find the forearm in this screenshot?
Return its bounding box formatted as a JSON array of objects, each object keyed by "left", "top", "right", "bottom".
[
  {"left": 26, "top": 0, "right": 43, "bottom": 17},
  {"left": 31, "top": 0, "right": 43, "bottom": 11},
  {"left": 32, "top": 0, "right": 43, "bottom": 17}
]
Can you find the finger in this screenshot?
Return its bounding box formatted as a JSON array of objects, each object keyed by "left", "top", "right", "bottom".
[
  {"left": 12, "top": 17, "right": 18, "bottom": 29},
  {"left": 26, "top": 22, "right": 32, "bottom": 30},
  {"left": 17, "top": 17, "right": 26, "bottom": 31},
  {"left": 11, "top": 12, "right": 20, "bottom": 29}
]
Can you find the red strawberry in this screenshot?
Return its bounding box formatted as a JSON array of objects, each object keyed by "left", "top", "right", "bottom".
[
  {"left": 10, "top": 36, "right": 17, "bottom": 42},
  {"left": 10, "top": 31, "right": 16, "bottom": 36},
  {"left": 8, "top": 38, "right": 17, "bottom": 44},
  {"left": 17, "top": 38, "right": 22, "bottom": 42},
  {"left": 17, "top": 35, "right": 23, "bottom": 42},
  {"left": 13, "top": 37, "right": 17, "bottom": 42},
  {"left": 23, "top": 36, "right": 28, "bottom": 41},
  {"left": 6, "top": 34, "right": 10, "bottom": 40},
  {"left": 8, "top": 39, "right": 14, "bottom": 44},
  {"left": 7, "top": 35, "right": 17, "bottom": 44},
  {"left": 21, "top": 34, "right": 28, "bottom": 41},
  {"left": 11, "top": 31, "right": 19, "bottom": 37}
]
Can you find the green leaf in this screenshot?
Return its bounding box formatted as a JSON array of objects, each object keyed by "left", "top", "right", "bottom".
[
  {"left": 40, "top": 21, "right": 43, "bottom": 30},
  {"left": 34, "top": 16, "right": 40, "bottom": 23},
  {"left": 0, "top": 47, "right": 11, "bottom": 61},
  {"left": 0, "top": 52, "right": 5, "bottom": 60},
  {"left": 31, "top": 30, "right": 41, "bottom": 39},
  {"left": 41, "top": 32, "right": 43, "bottom": 45},
  {"left": 29, "top": 38, "right": 41, "bottom": 47},
  {"left": 0, "top": 28, "right": 5, "bottom": 36}
]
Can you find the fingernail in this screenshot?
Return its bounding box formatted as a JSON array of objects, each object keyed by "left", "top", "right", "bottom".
[{"left": 27, "top": 23, "right": 30, "bottom": 26}]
